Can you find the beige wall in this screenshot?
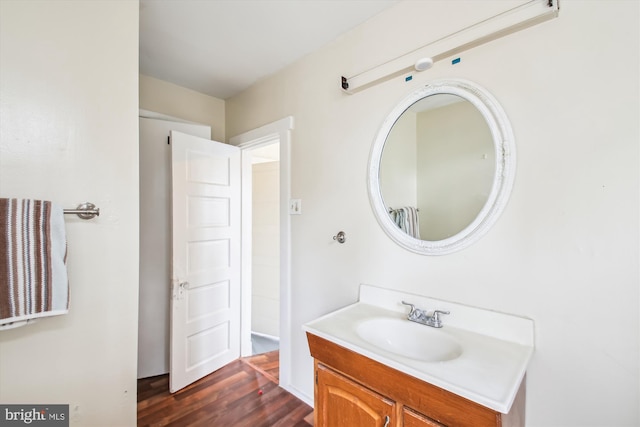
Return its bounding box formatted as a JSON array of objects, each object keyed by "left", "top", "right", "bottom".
[
  {"left": 416, "top": 101, "right": 494, "bottom": 240},
  {"left": 0, "top": 1, "right": 139, "bottom": 426},
  {"left": 380, "top": 110, "right": 417, "bottom": 209},
  {"left": 139, "top": 74, "right": 226, "bottom": 142},
  {"left": 226, "top": 1, "right": 639, "bottom": 425},
  {"left": 252, "top": 161, "right": 280, "bottom": 338}
]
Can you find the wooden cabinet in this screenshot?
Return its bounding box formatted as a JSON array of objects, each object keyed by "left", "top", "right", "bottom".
[
  {"left": 307, "top": 333, "right": 525, "bottom": 427},
  {"left": 403, "top": 408, "right": 446, "bottom": 427},
  {"left": 316, "top": 364, "right": 395, "bottom": 426}
]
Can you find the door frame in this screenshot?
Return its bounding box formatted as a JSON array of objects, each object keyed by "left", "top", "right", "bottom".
[{"left": 230, "top": 116, "right": 294, "bottom": 390}]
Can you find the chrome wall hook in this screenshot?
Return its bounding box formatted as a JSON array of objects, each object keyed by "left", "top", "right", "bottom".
[{"left": 333, "top": 231, "right": 346, "bottom": 244}]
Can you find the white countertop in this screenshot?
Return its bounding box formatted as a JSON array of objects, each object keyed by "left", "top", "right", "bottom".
[{"left": 303, "top": 284, "right": 535, "bottom": 414}]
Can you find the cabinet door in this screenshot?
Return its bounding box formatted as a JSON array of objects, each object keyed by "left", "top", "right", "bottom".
[
  {"left": 404, "top": 408, "right": 446, "bottom": 427},
  {"left": 317, "top": 364, "right": 395, "bottom": 427}
]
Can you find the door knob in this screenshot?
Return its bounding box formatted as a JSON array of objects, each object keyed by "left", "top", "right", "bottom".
[{"left": 173, "top": 280, "right": 189, "bottom": 300}]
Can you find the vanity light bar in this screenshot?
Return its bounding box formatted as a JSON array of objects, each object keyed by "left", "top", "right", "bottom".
[{"left": 341, "top": 0, "right": 559, "bottom": 94}]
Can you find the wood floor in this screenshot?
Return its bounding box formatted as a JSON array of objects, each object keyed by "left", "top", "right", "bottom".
[{"left": 137, "top": 351, "right": 314, "bottom": 427}]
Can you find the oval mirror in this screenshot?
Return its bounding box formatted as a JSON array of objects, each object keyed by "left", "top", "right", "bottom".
[{"left": 368, "top": 79, "right": 516, "bottom": 255}]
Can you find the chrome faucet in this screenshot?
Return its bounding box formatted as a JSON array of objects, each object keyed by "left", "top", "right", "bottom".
[{"left": 402, "top": 301, "right": 450, "bottom": 328}]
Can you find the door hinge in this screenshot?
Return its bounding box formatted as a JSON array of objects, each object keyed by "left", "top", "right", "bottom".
[
  {"left": 167, "top": 136, "right": 170, "bottom": 145},
  {"left": 315, "top": 371, "right": 318, "bottom": 385}
]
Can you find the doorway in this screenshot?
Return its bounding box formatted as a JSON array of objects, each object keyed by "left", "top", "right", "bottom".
[
  {"left": 248, "top": 142, "right": 281, "bottom": 355},
  {"left": 138, "top": 114, "right": 242, "bottom": 393},
  {"left": 232, "top": 116, "right": 294, "bottom": 391}
]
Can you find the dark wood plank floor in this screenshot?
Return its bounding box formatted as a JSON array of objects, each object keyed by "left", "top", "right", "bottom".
[
  {"left": 243, "top": 350, "right": 280, "bottom": 383},
  {"left": 137, "top": 351, "right": 314, "bottom": 427}
]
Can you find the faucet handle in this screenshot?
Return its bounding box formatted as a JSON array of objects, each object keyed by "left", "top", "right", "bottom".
[
  {"left": 401, "top": 301, "right": 416, "bottom": 315},
  {"left": 401, "top": 301, "right": 415, "bottom": 309},
  {"left": 433, "top": 309, "right": 450, "bottom": 316},
  {"left": 430, "top": 309, "right": 450, "bottom": 327}
]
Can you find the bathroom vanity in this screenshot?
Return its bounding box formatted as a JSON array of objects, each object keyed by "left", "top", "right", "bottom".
[
  {"left": 304, "top": 285, "right": 534, "bottom": 427},
  {"left": 308, "top": 334, "right": 525, "bottom": 426}
]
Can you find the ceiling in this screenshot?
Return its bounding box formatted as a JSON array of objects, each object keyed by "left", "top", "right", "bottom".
[{"left": 139, "top": 0, "right": 399, "bottom": 100}]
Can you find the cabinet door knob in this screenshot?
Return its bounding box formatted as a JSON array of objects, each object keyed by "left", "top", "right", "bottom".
[{"left": 383, "top": 415, "right": 390, "bottom": 427}]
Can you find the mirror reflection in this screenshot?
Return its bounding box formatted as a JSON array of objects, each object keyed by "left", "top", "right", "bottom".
[
  {"left": 368, "top": 79, "right": 515, "bottom": 255},
  {"left": 380, "top": 94, "right": 495, "bottom": 241}
]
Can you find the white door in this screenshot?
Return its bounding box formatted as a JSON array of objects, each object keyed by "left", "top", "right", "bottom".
[
  {"left": 170, "top": 130, "right": 241, "bottom": 393},
  {"left": 138, "top": 116, "right": 210, "bottom": 380}
]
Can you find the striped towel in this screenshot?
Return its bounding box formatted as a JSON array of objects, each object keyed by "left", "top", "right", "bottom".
[
  {"left": 0, "top": 199, "right": 69, "bottom": 328},
  {"left": 390, "top": 207, "right": 421, "bottom": 239}
]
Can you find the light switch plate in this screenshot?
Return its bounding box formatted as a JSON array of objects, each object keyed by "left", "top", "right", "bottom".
[{"left": 289, "top": 199, "right": 302, "bottom": 215}]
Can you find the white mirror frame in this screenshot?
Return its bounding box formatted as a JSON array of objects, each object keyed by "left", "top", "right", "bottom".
[{"left": 368, "top": 79, "right": 516, "bottom": 255}]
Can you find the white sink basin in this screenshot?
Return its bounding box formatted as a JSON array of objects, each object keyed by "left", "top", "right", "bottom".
[
  {"left": 303, "top": 285, "right": 535, "bottom": 414},
  {"left": 356, "top": 317, "right": 463, "bottom": 362}
]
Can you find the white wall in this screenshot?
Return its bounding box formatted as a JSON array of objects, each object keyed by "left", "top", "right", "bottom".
[
  {"left": 0, "top": 1, "right": 139, "bottom": 426},
  {"left": 226, "top": 1, "right": 639, "bottom": 425},
  {"left": 140, "top": 74, "right": 226, "bottom": 142}
]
